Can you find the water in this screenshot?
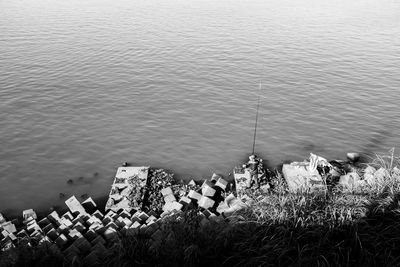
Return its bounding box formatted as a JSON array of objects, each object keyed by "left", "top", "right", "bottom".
[{"left": 1, "top": 0, "right": 399, "bottom": 212}]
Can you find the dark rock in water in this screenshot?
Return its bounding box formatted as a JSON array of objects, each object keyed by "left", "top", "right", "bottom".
[
  {"left": 67, "top": 179, "right": 74, "bottom": 184},
  {"left": 93, "top": 172, "right": 99, "bottom": 177},
  {"left": 78, "top": 176, "right": 84, "bottom": 181},
  {"left": 59, "top": 193, "right": 65, "bottom": 199},
  {"left": 347, "top": 152, "right": 360, "bottom": 163},
  {"left": 80, "top": 193, "right": 88, "bottom": 200},
  {"left": 122, "top": 162, "right": 129, "bottom": 167}
]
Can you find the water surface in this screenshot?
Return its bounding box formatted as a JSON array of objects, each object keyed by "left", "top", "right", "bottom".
[{"left": 1, "top": 0, "right": 399, "bottom": 212}]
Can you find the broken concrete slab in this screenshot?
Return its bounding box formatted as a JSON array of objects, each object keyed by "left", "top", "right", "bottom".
[
  {"left": 22, "top": 209, "right": 37, "bottom": 221},
  {"left": 215, "top": 178, "right": 228, "bottom": 191},
  {"left": 188, "top": 190, "right": 202, "bottom": 201},
  {"left": 161, "top": 187, "right": 173, "bottom": 197},
  {"left": 282, "top": 162, "right": 326, "bottom": 192}
]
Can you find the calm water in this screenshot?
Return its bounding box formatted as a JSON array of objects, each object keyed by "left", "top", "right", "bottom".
[{"left": 1, "top": 0, "right": 399, "bottom": 212}]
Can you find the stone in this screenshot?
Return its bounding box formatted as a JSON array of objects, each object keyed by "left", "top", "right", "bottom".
[
  {"left": 60, "top": 217, "right": 73, "bottom": 228},
  {"left": 65, "top": 195, "right": 87, "bottom": 215},
  {"left": 103, "top": 227, "right": 118, "bottom": 241},
  {"left": 22, "top": 209, "right": 37, "bottom": 221},
  {"left": 105, "top": 210, "right": 118, "bottom": 220},
  {"left": 161, "top": 187, "right": 173, "bottom": 197},
  {"left": 347, "top": 152, "right": 360, "bottom": 163},
  {"left": 202, "top": 180, "right": 214, "bottom": 189},
  {"left": 118, "top": 210, "right": 131, "bottom": 219},
  {"left": 16, "top": 229, "right": 28, "bottom": 238},
  {"left": 216, "top": 202, "right": 230, "bottom": 214},
  {"left": 145, "top": 215, "right": 157, "bottom": 224},
  {"left": 215, "top": 178, "right": 228, "bottom": 191},
  {"left": 282, "top": 162, "right": 326, "bottom": 192},
  {"left": 48, "top": 211, "right": 62, "bottom": 226},
  {"left": 188, "top": 180, "right": 196, "bottom": 187},
  {"left": 164, "top": 194, "right": 177, "bottom": 203},
  {"left": 372, "top": 168, "right": 390, "bottom": 185},
  {"left": 26, "top": 222, "right": 41, "bottom": 234},
  {"left": 187, "top": 190, "right": 202, "bottom": 201},
  {"left": 198, "top": 196, "right": 215, "bottom": 210},
  {"left": 102, "top": 216, "right": 113, "bottom": 226},
  {"left": 68, "top": 229, "right": 83, "bottom": 241}
]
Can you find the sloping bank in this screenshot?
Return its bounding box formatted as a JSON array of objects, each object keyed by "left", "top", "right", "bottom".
[{"left": 2, "top": 151, "right": 400, "bottom": 266}]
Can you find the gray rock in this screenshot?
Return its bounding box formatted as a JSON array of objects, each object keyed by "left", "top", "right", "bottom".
[
  {"left": 347, "top": 152, "right": 360, "bottom": 163},
  {"left": 339, "top": 172, "right": 361, "bottom": 189}
]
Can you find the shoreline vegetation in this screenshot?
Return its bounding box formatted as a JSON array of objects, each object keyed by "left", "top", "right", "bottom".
[{"left": 2, "top": 149, "right": 400, "bottom": 266}]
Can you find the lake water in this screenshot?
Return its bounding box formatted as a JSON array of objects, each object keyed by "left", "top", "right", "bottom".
[{"left": 1, "top": 0, "right": 399, "bottom": 213}]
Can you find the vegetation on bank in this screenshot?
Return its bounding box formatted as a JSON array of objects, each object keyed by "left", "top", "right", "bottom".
[{"left": 2, "top": 151, "right": 400, "bottom": 267}]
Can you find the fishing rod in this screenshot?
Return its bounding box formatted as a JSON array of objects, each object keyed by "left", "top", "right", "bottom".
[{"left": 251, "top": 82, "right": 262, "bottom": 155}]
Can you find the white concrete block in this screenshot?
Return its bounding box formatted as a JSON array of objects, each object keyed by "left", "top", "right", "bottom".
[
  {"left": 202, "top": 186, "right": 216, "bottom": 197},
  {"left": 198, "top": 196, "right": 215, "bottom": 210},
  {"left": 22, "top": 209, "right": 37, "bottom": 221},
  {"left": 215, "top": 178, "right": 228, "bottom": 191},
  {"left": 188, "top": 190, "right": 202, "bottom": 201},
  {"left": 161, "top": 187, "right": 173, "bottom": 197},
  {"left": 164, "top": 194, "right": 176, "bottom": 203},
  {"left": 65, "top": 195, "right": 87, "bottom": 215}
]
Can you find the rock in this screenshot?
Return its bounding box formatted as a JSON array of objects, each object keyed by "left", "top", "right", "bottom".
[
  {"left": 22, "top": 209, "right": 37, "bottom": 221},
  {"left": 339, "top": 172, "right": 361, "bottom": 189},
  {"left": 347, "top": 152, "right": 360, "bottom": 163},
  {"left": 59, "top": 193, "right": 66, "bottom": 199},
  {"left": 67, "top": 179, "right": 74, "bottom": 185},
  {"left": 369, "top": 167, "right": 390, "bottom": 186}
]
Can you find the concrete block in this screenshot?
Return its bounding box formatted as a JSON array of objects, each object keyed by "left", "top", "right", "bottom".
[
  {"left": 92, "top": 242, "right": 107, "bottom": 256},
  {"left": 84, "top": 229, "right": 98, "bottom": 242},
  {"left": 104, "top": 222, "right": 118, "bottom": 231},
  {"left": 7, "top": 232, "right": 17, "bottom": 241},
  {"left": 148, "top": 210, "right": 159, "bottom": 218},
  {"left": 151, "top": 229, "right": 163, "bottom": 242},
  {"left": 202, "top": 180, "right": 214, "bottom": 189},
  {"left": 217, "top": 202, "right": 230, "bottom": 214},
  {"left": 26, "top": 222, "right": 41, "bottom": 234},
  {"left": 47, "top": 211, "right": 61, "bottom": 225},
  {"left": 162, "top": 201, "right": 183, "bottom": 212},
  {"left": 2, "top": 222, "right": 16, "bottom": 233},
  {"left": 22, "top": 209, "right": 37, "bottom": 221},
  {"left": 202, "top": 209, "right": 212, "bottom": 218},
  {"left": 57, "top": 224, "right": 70, "bottom": 235},
  {"left": 30, "top": 230, "right": 43, "bottom": 238},
  {"left": 72, "top": 216, "right": 85, "bottom": 226},
  {"left": 62, "top": 212, "right": 74, "bottom": 221},
  {"left": 179, "top": 196, "right": 192, "bottom": 206},
  {"left": 38, "top": 217, "right": 51, "bottom": 228},
  {"left": 91, "top": 235, "right": 106, "bottom": 246},
  {"left": 73, "top": 237, "right": 92, "bottom": 254},
  {"left": 161, "top": 187, "right": 173, "bottom": 196},
  {"left": 105, "top": 210, "right": 118, "bottom": 220},
  {"left": 93, "top": 210, "right": 104, "bottom": 220},
  {"left": 82, "top": 197, "right": 97, "bottom": 214},
  {"left": 68, "top": 229, "right": 83, "bottom": 241},
  {"left": 137, "top": 212, "right": 149, "bottom": 223},
  {"left": 188, "top": 179, "right": 196, "bottom": 187},
  {"left": 87, "top": 216, "right": 102, "bottom": 226},
  {"left": 164, "top": 194, "right": 177, "bottom": 203},
  {"left": 63, "top": 244, "right": 80, "bottom": 256},
  {"left": 65, "top": 195, "right": 87, "bottom": 215},
  {"left": 16, "top": 229, "right": 28, "bottom": 238},
  {"left": 23, "top": 216, "right": 35, "bottom": 225},
  {"left": 55, "top": 234, "right": 68, "bottom": 248},
  {"left": 188, "top": 190, "right": 202, "bottom": 201},
  {"left": 47, "top": 228, "right": 59, "bottom": 241},
  {"left": 146, "top": 215, "right": 157, "bottom": 224},
  {"left": 42, "top": 224, "right": 54, "bottom": 234},
  {"left": 282, "top": 162, "right": 326, "bottom": 192},
  {"left": 74, "top": 222, "right": 86, "bottom": 232},
  {"left": 0, "top": 213, "right": 5, "bottom": 224},
  {"left": 60, "top": 217, "right": 73, "bottom": 228},
  {"left": 215, "top": 178, "right": 228, "bottom": 191},
  {"left": 118, "top": 210, "right": 131, "bottom": 219},
  {"left": 102, "top": 216, "right": 113, "bottom": 226},
  {"left": 202, "top": 186, "right": 216, "bottom": 197},
  {"left": 198, "top": 196, "right": 215, "bottom": 210},
  {"left": 211, "top": 173, "right": 222, "bottom": 182},
  {"left": 83, "top": 251, "right": 99, "bottom": 266}
]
